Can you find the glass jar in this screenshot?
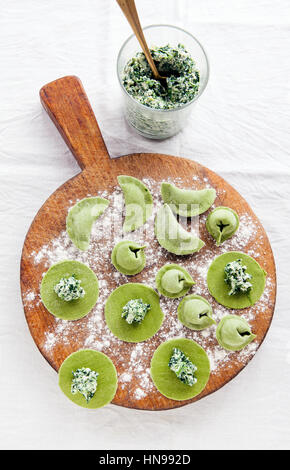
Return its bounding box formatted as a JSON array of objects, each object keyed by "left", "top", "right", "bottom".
[{"left": 117, "top": 24, "right": 209, "bottom": 140}]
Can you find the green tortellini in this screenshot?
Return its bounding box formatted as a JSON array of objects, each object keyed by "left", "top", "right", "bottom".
[
  {"left": 206, "top": 206, "right": 239, "bottom": 246},
  {"left": 155, "top": 204, "right": 205, "bottom": 255},
  {"left": 118, "top": 175, "right": 153, "bottom": 232},
  {"left": 156, "top": 264, "right": 195, "bottom": 298},
  {"left": 66, "top": 197, "right": 109, "bottom": 251},
  {"left": 161, "top": 182, "right": 216, "bottom": 217},
  {"left": 111, "top": 240, "right": 146, "bottom": 275},
  {"left": 216, "top": 315, "right": 256, "bottom": 351},
  {"left": 178, "top": 294, "right": 216, "bottom": 330}
]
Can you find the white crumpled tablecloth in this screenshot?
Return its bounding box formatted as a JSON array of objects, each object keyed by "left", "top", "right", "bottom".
[{"left": 0, "top": 0, "right": 289, "bottom": 450}]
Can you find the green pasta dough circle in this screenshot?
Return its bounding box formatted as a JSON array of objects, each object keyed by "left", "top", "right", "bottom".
[
  {"left": 111, "top": 240, "right": 146, "bottom": 275},
  {"left": 58, "top": 349, "right": 117, "bottom": 409},
  {"left": 40, "top": 260, "right": 99, "bottom": 320},
  {"left": 150, "top": 338, "right": 210, "bottom": 401},
  {"left": 216, "top": 315, "right": 256, "bottom": 351},
  {"left": 105, "top": 283, "right": 164, "bottom": 343},
  {"left": 156, "top": 264, "right": 195, "bottom": 298},
  {"left": 207, "top": 252, "right": 266, "bottom": 309},
  {"left": 155, "top": 204, "right": 204, "bottom": 255},
  {"left": 178, "top": 294, "right": 216, "bottom": 330}
]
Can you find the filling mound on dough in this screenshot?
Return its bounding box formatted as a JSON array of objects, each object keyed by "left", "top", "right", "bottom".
[
  {"left": 122, "top": 299, "right": 151, "bottom": 324},
  {"left": 224, "top": 259, "right": 252, "bottom": 296},
  {"left": 168, "top": 348, "right": 197, "bottom": 386},
  {"left": 54, "top": 275, "right": 85, "bottom": 301},
  {"left": 71, "top": 367, "right": 99, "bottom": 403}
]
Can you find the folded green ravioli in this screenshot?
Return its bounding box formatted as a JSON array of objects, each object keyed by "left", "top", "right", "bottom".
[
  {"left": 178, "top": 294, "right": 216, "bottom": 330},
  {"left": 206, "top": 206, "right": 239, "bottom": 246},
  {"left": 216, "top": 315, "right": 256, "bottom": 351},
  {"left": 111, "top": 240, "right": 146, "bottom": 275},
  {"left": 58, "top": 349, "right": 117, "bottom": 409},
  {"left": 155, "top": 204, "right": 204, "bottom": 255},
  {"left": 118, "top": 175, "right": 153, "bottom": 232},
  {"left": 156, "top": 264, "right": 194, "bottom": 298},
  {"left": 161, "top": 182, "right": 216, "bottom": 217}
]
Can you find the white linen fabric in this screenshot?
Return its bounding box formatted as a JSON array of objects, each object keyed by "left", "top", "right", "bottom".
[{"left": 0, "top": 0, "right": 289, "bottom": 450}]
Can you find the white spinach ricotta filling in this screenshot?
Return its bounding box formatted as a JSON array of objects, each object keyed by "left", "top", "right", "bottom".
[
  {"left": 122, "top": 44, "right": 200, "bottom": 110},
  {"left": 168, "top": 348, "right": 197, "bottom": 386},
  {"left": 224, "top": 259, "right": 252, "bottom": 296},
  {"left": 122, "top": 299, "right": 151, "bottom": 324},
  {"left": 54, "top": 275, "right": 85, "bottom": 301},
  {"left": 71, "top": 367, "right": 99, "bottom": 403}
]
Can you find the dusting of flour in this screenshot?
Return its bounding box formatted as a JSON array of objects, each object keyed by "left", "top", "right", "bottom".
[{"left": 25, "top": 176, "right": 273, "bottom": 402}]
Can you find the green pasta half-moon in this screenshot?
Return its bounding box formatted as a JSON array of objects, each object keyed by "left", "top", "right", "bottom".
[
  {"left": 161, "top": 182, "right": 216, "bottom": 217},
  {"left": 118, "top": 175, "right": 153, "bottom": 232},
  {"left": 66, "top": 197, "right": 109, "bottom": 251},
  {"left": 155, "top": 204, "right": 204, "bottom": 255}
]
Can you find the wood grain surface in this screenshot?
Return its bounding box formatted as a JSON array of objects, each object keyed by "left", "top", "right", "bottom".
[{"left": 20, "top": 76, "right": 276, "bottom": 410}]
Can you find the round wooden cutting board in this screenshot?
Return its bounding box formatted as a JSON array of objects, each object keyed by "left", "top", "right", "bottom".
[{"left": 20, "top": 76, "right": 276, "bottom": 410}]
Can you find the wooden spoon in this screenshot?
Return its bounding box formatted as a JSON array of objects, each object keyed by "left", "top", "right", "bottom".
[{"left": 116, "top": 0, "right": 167, "bottom": 87}]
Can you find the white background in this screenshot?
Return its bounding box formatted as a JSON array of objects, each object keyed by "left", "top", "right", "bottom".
[{"left": 1, "top": 0, "right": 290, "bottom": 450}]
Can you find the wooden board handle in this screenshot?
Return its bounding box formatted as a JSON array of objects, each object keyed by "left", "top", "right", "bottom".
[{"left": 40, "top": 75, "right": 110, "bottom": 170}]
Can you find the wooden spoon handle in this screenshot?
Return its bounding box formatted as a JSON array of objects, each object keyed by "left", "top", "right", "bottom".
[
  {"left": 40, "top": 75, "right": 110, "bottom": 171},
  {"left": 116, "top": 0, "right": 160, "bottom": 80}
]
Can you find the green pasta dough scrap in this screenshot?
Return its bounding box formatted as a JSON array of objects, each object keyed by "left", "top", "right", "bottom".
[
  {"left": 178, "top": 294, "right": 216, "bottom": 330},
  {"left": 161, "top": 182, "right": 216, "bottom": 217},
  {"left": 156, "top": 263, "right": 195, "bottom": 298},
  {"left": 66, "top": 197, "right": 109, "bottom": 251},
  {"left": 206, "top": 206, "right": 239, "bottom": 246},
  {"left": 118, "top": 175, "right": 153, "bottom": 232},
  {"left": 155, "top": 204, "right": 204, "bottom": 255},
  {"left": 216, "top": 315, "right": 256, "bottom": 351}
]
